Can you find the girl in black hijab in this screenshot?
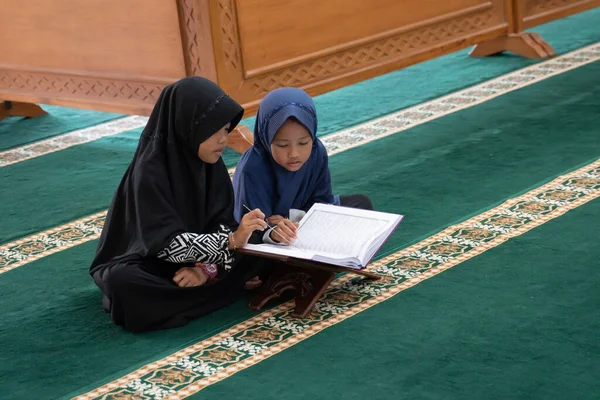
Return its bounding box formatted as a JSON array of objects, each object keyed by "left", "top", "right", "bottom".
[{"left": 90, "top": 77, "right": 267, "bottom": 332}]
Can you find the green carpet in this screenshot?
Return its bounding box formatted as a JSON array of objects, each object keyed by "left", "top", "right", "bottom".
[
  {"left": 0, "top": 59, "right": 598, "bottom": 399},
  {"left": 0, "top": 10, "right": 599, "bottom": 399},
  {"left": 0, "top": 127, "right": 141, "bottom": 243},
  {"left": 331, "top": 60, "right": 600, "bottom": 254},
  {"left": 193, "top": 188, "right": 600, "bottom": 400},
  {"left": 2, "top": 61, "right": 598, "bottom": 246},
  {"left": 0, "top": 241, "right": 262, "bottom": 400},
  {"left": 0, "top": 105, "right": 123, "bottom": 151}
]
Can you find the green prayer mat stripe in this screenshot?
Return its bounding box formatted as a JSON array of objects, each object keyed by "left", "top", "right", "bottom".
[
  {"left": 1, "top": 45, "right": 599, "bottom": 274},
  {"left": 0, "top": 116, "right": 147, "bottom": 167},
  {"left": 0, "top": 43, "right": 598, "bottom": 169},
  {"left": 320, "top": 43, "right": 600, "bottom": 157},
  {"left": 0, "top": 105, "right": 124, "bottom": 151},
  {"left": 72, "top": 159, "right": 600, "bottom": 400}
]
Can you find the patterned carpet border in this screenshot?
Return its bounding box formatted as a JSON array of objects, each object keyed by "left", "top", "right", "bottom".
[
  {"left": 0, "top": 212, "right": 106, "bottom": 275},
  {"left": 0, "top": 43, "right": 598, "bottom": 169},
  {"left": 0, "top": 116, "right": 147, "bottom": 167},
  {"left": 72, "top": 159, "right": 600, "bottom": 399}
]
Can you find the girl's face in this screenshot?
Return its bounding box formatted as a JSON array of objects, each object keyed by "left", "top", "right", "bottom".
[
  {"left": 197, "top": 122, "right": 231, "bottom": 163},
  {"left": 270, "top": 119, "right": 313, "bottom": 172}
]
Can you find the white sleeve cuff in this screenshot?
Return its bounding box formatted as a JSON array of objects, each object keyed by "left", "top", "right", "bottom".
[{"left": 263, "top": 227, "right": 285, "bottom": 245}]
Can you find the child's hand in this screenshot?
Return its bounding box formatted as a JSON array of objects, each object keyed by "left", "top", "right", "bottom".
[
  {"left": 233, "top": 208, "right": 268, "bottom": 248},
  {"left": 270, "top": 219, "right": 297, "bottom": 245},
  {"left": 173, "top": 267, "right": 208, "bottom": 287},
  {"left": 266, "top": 215, "right": 285, "bottom": 225}
]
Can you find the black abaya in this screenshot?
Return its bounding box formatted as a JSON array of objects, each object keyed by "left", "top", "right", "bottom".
[{"left": 90, "top": 77, "right": 250, "bottom": 332}]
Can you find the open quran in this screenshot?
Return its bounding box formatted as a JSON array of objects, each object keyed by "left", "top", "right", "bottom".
[{"left": 243, "top": 203, "right": 403, "bottom": 269}]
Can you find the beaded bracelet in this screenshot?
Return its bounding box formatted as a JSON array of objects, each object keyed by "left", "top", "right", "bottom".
[{"left": 196, "top": 263, "right": 218, "bottom": 281}]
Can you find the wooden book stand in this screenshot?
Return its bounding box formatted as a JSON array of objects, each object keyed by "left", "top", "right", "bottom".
[{"left": 239, "top": 249, "right": 381, "bottom": 318}]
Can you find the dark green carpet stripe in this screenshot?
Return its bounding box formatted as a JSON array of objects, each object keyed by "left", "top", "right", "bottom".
[
  {"left": 0, "top": 61, "right": 598, "bottom": 398},
  {"left": 1, "top": 61, "right": 599, "bottom": 246},
  {"left": 67, "top": 163, "right": 599, "bottom": 399},
  {"left": 330, "top": 60, "right": 600, "bottom": 255},
  {"left": 0, "top": 105, "right": 123, "bottom": 151},
  {"left": 190, "top": 196, "right": 600, "bottom": 400}
]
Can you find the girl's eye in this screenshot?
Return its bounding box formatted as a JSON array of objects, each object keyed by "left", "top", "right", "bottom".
[
  {"left": 276, "top": 144, "right": 288, "bottom": 148},
  {"left": 299, "top": 141, "right": 310, "bottom": 146}
]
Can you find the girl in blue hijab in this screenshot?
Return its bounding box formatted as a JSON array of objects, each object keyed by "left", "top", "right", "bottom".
[{"left": 233, "top": 88, "right": 372, "bottom": 245}]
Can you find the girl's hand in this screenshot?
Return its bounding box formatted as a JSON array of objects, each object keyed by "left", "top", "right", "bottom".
[
  {"left": 173, "top": 267, "right": 208, "bottom": 287},
  {"left": 270, "top": 219, "right": 298, "bottom": 245},
  {"left": 266, "top": 215, "right": 285, "bottom": 225},
  {"left": 232, "top": 208, "right": 268, "bottom": 248}
]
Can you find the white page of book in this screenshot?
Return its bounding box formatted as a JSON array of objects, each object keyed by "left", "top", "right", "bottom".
[
  {"left": 242, "top": 203, "right": 402, "bottom": 266},
  {"left": 294, "top": 209, "right": 388, "bottom": 258},
  {"left": 243, "top": 243, "right": 314, "bottom": 260}
]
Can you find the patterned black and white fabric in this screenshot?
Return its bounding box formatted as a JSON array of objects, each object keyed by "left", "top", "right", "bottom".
[{"left": 157, "top": 225, "right": 235, "bottom": 271}]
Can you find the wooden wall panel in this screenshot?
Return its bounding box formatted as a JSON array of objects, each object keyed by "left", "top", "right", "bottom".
[
  {"left": 235, "top": 0, "right": 487, "bottom": 73},
  {"left": 177, "top": 0, "right": 219, "bottom": 80},
  {"left": 212, "top": 0, "right": 509, "bottom": 114},
  {"left": 0, "top": 70, "right": 167, "bottom": 115},
  {"left": 0, "top": 0, "right": 186, "bottom": 79},
  {"left": 522, "top": 0, "right": 599, "bottom": 28},
  {"left": 0, "top": 0, "right": 595, "bottom": 116},
  {"left": 0, "top": 0, "right": 194, "bottom": 115}
]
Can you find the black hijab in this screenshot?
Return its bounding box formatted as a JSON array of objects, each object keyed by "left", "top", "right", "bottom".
[{"left": 90, "top": 77, "right": 243, "bottom": 274}]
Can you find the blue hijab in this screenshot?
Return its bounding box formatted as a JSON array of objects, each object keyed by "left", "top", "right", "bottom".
[{"left": 233, "top": 88, "right": 338, "bottom": 221}]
